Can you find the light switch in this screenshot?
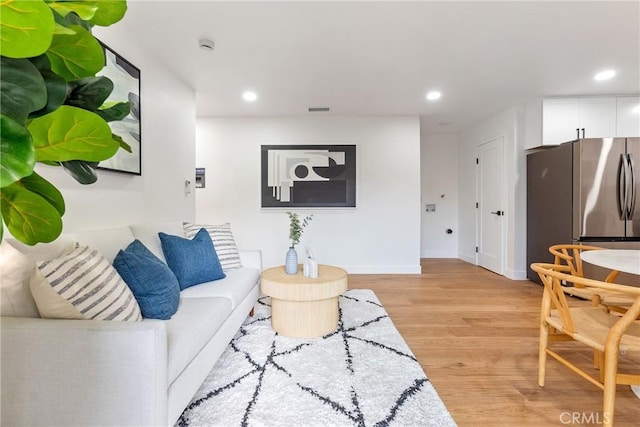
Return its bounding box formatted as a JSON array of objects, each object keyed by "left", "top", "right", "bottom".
[{"left": 425, "top": 204, "right": 436, "bottom": 212}]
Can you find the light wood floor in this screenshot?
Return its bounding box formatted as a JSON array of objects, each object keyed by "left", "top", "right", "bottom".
[{"left": 348, "top": 259, "right": 640, "bottom": 427}]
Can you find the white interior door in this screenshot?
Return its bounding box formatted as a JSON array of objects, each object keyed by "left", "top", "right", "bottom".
[{"left": 477, "top": 137, "right": 505, "bottom": 275}]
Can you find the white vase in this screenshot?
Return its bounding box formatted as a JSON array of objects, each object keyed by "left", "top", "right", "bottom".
[
  {"left": 285, "top": 247, "right": 298, "bottom": 275},
  {"left": 303, "top": 258, "right": 318, "bottom": 278}
]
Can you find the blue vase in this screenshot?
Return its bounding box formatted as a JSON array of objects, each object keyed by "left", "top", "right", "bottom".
[{"left": 285, "top": 247, "right": 298, "bottom": 275}]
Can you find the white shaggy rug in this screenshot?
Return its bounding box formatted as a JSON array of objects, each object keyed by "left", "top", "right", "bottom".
[{"left": 176, "top": 289, "right": 456, "bottom": 427}]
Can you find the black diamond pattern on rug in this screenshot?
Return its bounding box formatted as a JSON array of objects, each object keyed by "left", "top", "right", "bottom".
[{"left": 177, "top": 289, "right": 456, "bottom": 427}]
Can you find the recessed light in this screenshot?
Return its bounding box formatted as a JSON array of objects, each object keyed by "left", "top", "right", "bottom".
[
  {"left": 242, "top": 91, "right": 257, "bottom": 102},
  {"left": 594, "top": 70, "right": 616, "bottom": 81},
  {"left": 426, "top": 91, "right": 442, "bottom": 101}
]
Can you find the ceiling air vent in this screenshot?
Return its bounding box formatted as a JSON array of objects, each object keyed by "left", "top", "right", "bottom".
[{"left": 308, "top": 107, "right": 330, "bottom": 112}]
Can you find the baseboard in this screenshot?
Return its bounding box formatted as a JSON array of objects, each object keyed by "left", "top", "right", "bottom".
[
  {"left": 458, "top": 252, "right": 476, "bottom": 264},
  {"left": 345, "top": 265, "right": 422, "bottom": 274},
  {"left": 420, "top": 250, "right": 458, "bottom": 258},
  {"left": 262, "top": 264, "right": 422, "bottom": 274},
  {"left": 505, "top": 268, "right": 528, "bottom": 280}
]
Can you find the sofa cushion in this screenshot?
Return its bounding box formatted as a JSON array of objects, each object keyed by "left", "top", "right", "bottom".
[
  {"left": 183, "top": 222, "right": 242, "bottom": 271},
  {"left": 0, "top": 238, "right": 72, "bottom": 318},
  {"left": 30, "top": 243, "right": 142, "bottom": 321},
  {"left": 130, "top": 222, "right": 185, "bottom": 263},
  {"left": 180, "top": 266, "right": 260, "bottom": 309},
  {"left": 113, "top": 240, "right": 180, "bottom": 320},
  {"left": 159, "top": 229, "right": 226, "bottom": 290},
  {"left": 165, "top": 296, "right": 232, "bottom": 384}
]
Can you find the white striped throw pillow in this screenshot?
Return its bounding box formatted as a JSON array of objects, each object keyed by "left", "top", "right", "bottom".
[
  {"left": 30, "top": 243, "right": 142, "bottom": 321},
  {"left": 183, "top": 222, "right": 242, "bottom": 271}
]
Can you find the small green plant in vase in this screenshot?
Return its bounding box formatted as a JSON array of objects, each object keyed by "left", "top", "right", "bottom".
[
  {"left": 285, "top": 212, "right": 313, "bottom": 274},
  {"left": 287, "top": 211, "right": 313, "bottom": 247}
]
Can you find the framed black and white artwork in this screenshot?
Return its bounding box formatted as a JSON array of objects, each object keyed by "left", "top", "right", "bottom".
[
  {"left": 96, "top": 42, "right": 141, "bottom": 175},
  {"left": 261, "top": 145, "right": 356, "bottom": 208}
]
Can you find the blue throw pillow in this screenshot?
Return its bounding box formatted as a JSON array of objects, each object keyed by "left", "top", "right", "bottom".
[
  {"left": 159, "top": 228, "right": 226, "bottom": 290},
  {"left": 113, "top": 240, "right": 180, "bottom": 320}
]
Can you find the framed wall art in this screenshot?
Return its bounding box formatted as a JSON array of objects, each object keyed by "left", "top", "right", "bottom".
[
  {"left": 96, "top": 42, "right": 141, "bottom": 175},
  {"left": 261, "top": 145, "right": 356, "bottom": 208}
]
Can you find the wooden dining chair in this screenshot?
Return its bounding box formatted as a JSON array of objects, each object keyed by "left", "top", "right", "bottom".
[
  {"left": 549, "top": 244, "right": 631, "bottom": 313},
  {"left": 531, "top": 262, "right": 640, "bottom": 427}
]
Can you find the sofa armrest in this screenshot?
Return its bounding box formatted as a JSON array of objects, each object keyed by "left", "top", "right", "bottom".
[
  {"left": 1, "top": 317, "right": 168, "bottom": 427},
  {"left": 239, "top": 250, "right": 262, "bottom": 272}
]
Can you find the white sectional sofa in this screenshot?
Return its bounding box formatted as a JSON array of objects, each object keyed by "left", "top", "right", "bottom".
[{"left": 0, "top": 222, "right": 262, "bottom": 426}]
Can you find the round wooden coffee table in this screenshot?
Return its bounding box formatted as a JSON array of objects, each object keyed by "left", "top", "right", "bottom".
[{"left": 261, "top": 264, "right": 348, "bottom": 338}]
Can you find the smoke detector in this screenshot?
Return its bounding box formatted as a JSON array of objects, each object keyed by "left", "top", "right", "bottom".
[{"left": 198, "top": 39, "right": 215, "bottom": 52}]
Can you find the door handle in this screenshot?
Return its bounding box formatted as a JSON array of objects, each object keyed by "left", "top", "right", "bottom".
[
  {"left": 628, "top": 154, "right": 636, "bottom": 220},
  {"left": 617, "top": 154, "right": 626, "bottom": 220},
  {"left": 490, "top": 211, "right": 504, "bottom": 216}
]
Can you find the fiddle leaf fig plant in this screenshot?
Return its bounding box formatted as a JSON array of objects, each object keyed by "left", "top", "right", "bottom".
[{"left": 0, "top": 0, "right": 129, "bottom": 245}]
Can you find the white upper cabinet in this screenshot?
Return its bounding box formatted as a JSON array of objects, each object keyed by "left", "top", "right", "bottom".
[
  {"left": 542, "top": 97, "right": 616, "bottom": 145},
  {"left": 526, "top": 96, "right": 640, "bottom": 149},
  {"left": 616, "top": 96, "right": 640, "bottom": 136},
  {"left": 578, "top": 97, "right": 617, "bottom": 138},
  {"left": 542, "top": 98, "right": 580, "bottom": 144}
]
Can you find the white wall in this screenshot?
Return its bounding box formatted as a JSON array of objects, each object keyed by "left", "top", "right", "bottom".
[
  {"left": 458, "top": 106, "right": 527, "bottom": 280},
  {"left": 420, "top": 133, "right": 458, "bottom": 257},
  {"left": 195, "top": 116, "right": 421, "bottom": 273},
  {"left": 33, "top": 25, "right": 197, "bottom": 233}
]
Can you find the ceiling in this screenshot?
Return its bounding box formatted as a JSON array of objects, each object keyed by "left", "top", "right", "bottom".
[{"left": 115, "top": 1, "right": 640, "bottom": 134}]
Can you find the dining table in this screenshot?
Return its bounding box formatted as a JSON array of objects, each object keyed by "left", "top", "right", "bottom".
[
  {"left": 581, "top": 249, "right": 640, "bottom": 276},
  {"left": 581, "top": 249, "right": 640, "bottom": 399}
]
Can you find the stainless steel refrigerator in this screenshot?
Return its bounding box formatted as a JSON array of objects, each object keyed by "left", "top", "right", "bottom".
[{"left": 526, "top": 137, "right": 640, "bottom": 284}]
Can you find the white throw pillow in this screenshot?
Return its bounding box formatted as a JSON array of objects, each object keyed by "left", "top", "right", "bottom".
[
  {"left": 0, "top": 239, "right": 73, "bottom": 318},
  {"left": 30, "top": 243, "right": 142, "bottom": 321},
  {"left": 183, "top": 222, "right": 242, "bottom": 271}
]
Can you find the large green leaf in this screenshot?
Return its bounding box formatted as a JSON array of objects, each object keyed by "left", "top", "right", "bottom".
[
  {"left": 27, "top": 105, "right": 119, "bottom": 162},
  {"left": 67, "top": 76, "right": 114, "bottom": 111},
  {"left": 16, "top": 171, "right": 65, "bottom": 215},
  {"left": 46, "top": 24, "right": 104, "bottom": 80},
  {"left": 96, "top": 101, "right": 131, "bottom": 122},
  {"left": 28, "top": 53, "right": 52, "bottom": 70},
  {"left": 0, "top": 115, "right": 36, "bottom": 187},
  {"left": 39, "top": 161, "right": 61, "bottom": 167},
  {"left": 47, "top": 1, "right": 127, "bottom": 27},
  {"left": 61, "top": 160, "right": 98, "bottom": 185},
  {"left": 0, "top": 181, "right": 63, "bottom": 245},
  {"left": 112, "top": 133, "right": 132, "bottom": 153},
  {"left": 0, "top": 0, "right": 55, "bottom": 58},
  {"left": 88, "top": 0, "right": 127, "bottom": 26},
  {"left": 28, "top": 55, "right": 69, "bottom": 119},
  {"left": 53, "top": 21, "right": 77, "bottom": 35},
  {"left": 51, "top": 7, "right": 87, "bottom": 32},
  {"left": 0, "top": 57, "right": 47, "bottom": 123},
  {"left": 46, "top": 1, "right": 98, "bottom": 21}
]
